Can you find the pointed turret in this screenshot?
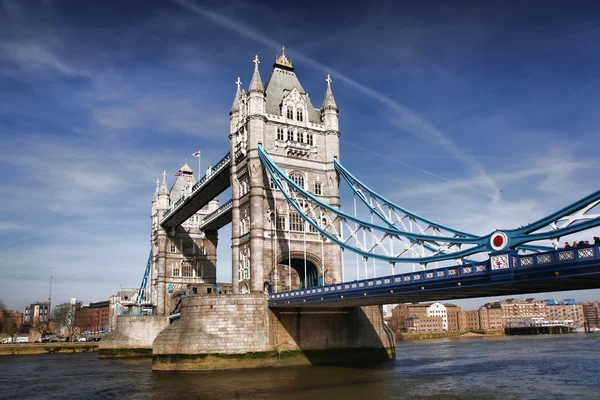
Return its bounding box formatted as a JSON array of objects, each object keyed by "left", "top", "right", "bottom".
[
  {"left": 248, "top": 55, "right": 265, "bottom": 116},
  {"left": 321, "top": 74, "right": 339, "bottom": 132},
  {"left": 322, "top": 74, "right": 338, "bottom": 111},
  {"left": 248, "top": 55, "right": 264, "bottom": 93},
  {"left": 230, "top": 77, "right": 242, "bottom": 115},
  {"left": 157, "top": 170, "right": 170, "bottom": 210}
]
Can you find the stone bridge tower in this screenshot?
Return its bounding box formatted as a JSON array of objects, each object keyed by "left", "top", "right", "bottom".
[
  {"left": 150, "top": 162, "right": 219, "bottom": 315},
  {"left": 230, "top": 48, "right": 342, "bottom": 294}
]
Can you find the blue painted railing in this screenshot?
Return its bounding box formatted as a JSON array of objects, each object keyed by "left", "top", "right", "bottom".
[{"left": 269, "top": 245, "right": 600, "bottom": 302}]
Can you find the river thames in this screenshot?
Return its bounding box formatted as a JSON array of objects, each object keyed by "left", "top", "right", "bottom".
[{"left": 1, "top": 334, "right": 599, "bottom": 399}]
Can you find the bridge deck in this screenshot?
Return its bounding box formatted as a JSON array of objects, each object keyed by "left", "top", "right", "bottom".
[
  {"left": 161, "top": 153, "right": 231, "bottom": 228},
  {"left": 269, "top": 245, "right": 600, "bottom": 308}
]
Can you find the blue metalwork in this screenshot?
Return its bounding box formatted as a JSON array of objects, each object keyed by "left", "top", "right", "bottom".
[
  {"left": 335, "top": 158, "right": 553, "bottom": 254},
  {"left": 137, "top": 250, "right": 152, "bottom": 305},
  {"left": 259, "top": 145, "right": 600, "bottom": 265},
  {"left": 269, "top": 244, "right": 600, "bottom": 306},
  {"left": 259, "top": 145, "right": 491, "bottom": 264}
]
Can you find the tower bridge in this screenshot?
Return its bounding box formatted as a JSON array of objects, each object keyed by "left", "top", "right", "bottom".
[{"left": 101, "top": 48, "right": 600, "bottom": 370}]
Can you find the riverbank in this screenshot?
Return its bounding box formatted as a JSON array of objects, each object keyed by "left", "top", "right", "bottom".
[
  {"left": 0, "top": 342, "right": 98, "bottom": 356},
  {"left": 396, "top": 331, "right": 505, "bottom": 341}
]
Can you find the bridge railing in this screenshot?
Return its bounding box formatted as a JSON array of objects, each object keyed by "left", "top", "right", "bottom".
[
  {"left": 269, "top": 244, "right": 600, "bottom": 302},
  {"left": 162, "top": 152, "right": 231, "bottom": 220},
  {"left": 199, "top": 199, "right": 232, "bottom": 229}
]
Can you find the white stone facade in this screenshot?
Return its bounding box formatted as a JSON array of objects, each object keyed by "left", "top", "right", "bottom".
[{"left": 229, "top": 51, "right": 342, "bottom": 294}]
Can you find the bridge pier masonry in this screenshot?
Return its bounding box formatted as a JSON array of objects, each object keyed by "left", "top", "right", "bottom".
[{"left": 152, "top": 294, "right": 395, "bottom": 371}]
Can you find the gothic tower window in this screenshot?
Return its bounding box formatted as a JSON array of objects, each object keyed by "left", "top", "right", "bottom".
[
  {"left": 290, "top": 172, "right": 304, "bottom": 189},
  {"left": 277, "top": 215, "right": 286, "bottom": 230},
  {"left": 314, "top": 182, "right": 322, "bottom": 195},
  {"left": 172, "top": 263, "right": 181, "bottom": 277},
  {"left": 290, "top": 212, "right": 304, "bottom": 232},
  {"left": 287, "top": 129, "right": 293, "bottom": 142},
  {"left": 239, "top": 245, "right": 251, "bottom": 281},
  {"left": 307, "top": 134, "right": 314, "bottom": 146},
  {"left": 182, "top": 262, "right": 194, "bottom": 277},
  {"left": 287, "top": 107, "right": 293, "bottom": 119},
  {"left": 297, "top": 131, "right": 304, "bottom": 143},
  {"left": 277, "top": 127, "right": 284, "bottom": 141},
  {"left": 170, "top": 243, "right": 176, "bottom": 253},
  {"left": 182, "top": 242, "right": 194, "bottom": 255},
  {"left": 297, "top": 109, "right": 303, "bottom": 122}
]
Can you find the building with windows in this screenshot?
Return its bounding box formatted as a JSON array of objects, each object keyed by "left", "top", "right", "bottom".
[
  {"left": 392, "top": 302, "right": 452, "bottom": 332},
  {"left": 23, "top": 301, "right": 51, "bottom": 326},
  {"left": 76, "top": 301, "right": 110, "bottom": 333},
  {"left": 581, "top": 301, "right": 600, "bottom": 327},
  {"left": 489, "top": 298, "right": 547, "bottom": 325},
  {"left": 544, "top": 299, "right": 584, "bottom": 325}
]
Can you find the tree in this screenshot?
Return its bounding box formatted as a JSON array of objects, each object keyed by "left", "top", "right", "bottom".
[
  {"left": 0, "top": 300, "right": 21, "bottom": 341},
  {"left": 32, "top": 321, "right": 49, "bottom": 339},
  {"left": 53, "top": 302, "right": 81, "bottom": 341}
]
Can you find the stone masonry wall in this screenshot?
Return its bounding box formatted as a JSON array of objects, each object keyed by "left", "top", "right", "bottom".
[
  {"left": 99, "top": 315, "right": 169, "bottom": 357},
  {"left": 152, "top": 294, "right": 395, "bottom": 370}
]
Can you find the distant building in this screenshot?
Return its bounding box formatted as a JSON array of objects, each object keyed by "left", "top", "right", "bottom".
[
  {"left": 464, "top": 310, "right": 480, "bottom": 331},
  {"left": 478, "top": 305, "right": 503, "bottom": 332},
  {"left": 392, "top": 302, "right": 452, "bottom": 332},
  {"left": 544, "top": 299, "right": 584, "bottom": 325},
  {"left": 23, "top": 301, "right": 51, "bottom": 326},
  {"left": 488, "top": 298, "right": 546, "bottom": 325},
  {"left": 76, "top": 301, "right": 110, "bottom": 333},
  {"left": 581, "top": 301, "right": 600, "bottom": 327}
]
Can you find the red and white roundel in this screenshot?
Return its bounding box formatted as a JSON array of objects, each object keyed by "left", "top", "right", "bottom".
[{"left": 490, "top": 231, "right": 508, "bottom": 251}]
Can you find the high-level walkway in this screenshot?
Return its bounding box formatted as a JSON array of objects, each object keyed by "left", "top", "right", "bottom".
[{"left": 160, "top": 153, "right": 231, "bottom": 228}]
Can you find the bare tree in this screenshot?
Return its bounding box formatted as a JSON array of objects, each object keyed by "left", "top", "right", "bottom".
[
  {"left": 53, "top": 302, "right": 81, "bottom": 341},
  {"left": 0, "top": 300, "right": 21, "bottom": 341}
]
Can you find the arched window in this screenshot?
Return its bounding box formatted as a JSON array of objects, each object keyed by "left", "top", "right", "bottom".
[
  {"left": 277, "top": 127, "right": 284, "bottom": 140},
  {"left": 182, "top": 263, "right": 194, "bottom": 277},
  {"left": 297, "top": 131, "right": 304, "bottom": 143},
  {"left": 314, "top": 182, "right": 322, "bottom": 195},
  {"left": 287, "top": 129, "right": 293, "bottom": 141},
  {"left": 297, "top": 109, "right": 303, "bottom": 122},
  {"left": 290, "top": 172, "right": 304, "bottom": 188},
  {"left": 287, "top": 107, "right": 293, "bottom": 119}
]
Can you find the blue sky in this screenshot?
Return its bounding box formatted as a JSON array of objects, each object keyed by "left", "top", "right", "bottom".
[{"left": 2, "top": 0, "right": 600, "bottom": 311}]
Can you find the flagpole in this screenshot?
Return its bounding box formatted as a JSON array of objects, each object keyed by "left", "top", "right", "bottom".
[{"left": 198, "top": 153, "right": 201, "bottom": 181}]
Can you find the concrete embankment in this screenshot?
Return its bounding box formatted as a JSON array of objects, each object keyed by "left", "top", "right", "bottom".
[{"left": 0, "top": 342, "right": 98, "bottom": 356}]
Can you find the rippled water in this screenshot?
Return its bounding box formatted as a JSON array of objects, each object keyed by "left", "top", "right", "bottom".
[{"left": 1, "top": 334, "right": 600, "bottom": 400}]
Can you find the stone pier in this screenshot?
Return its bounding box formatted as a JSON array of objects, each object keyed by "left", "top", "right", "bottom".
[
  {"left": 152, "top": 294, "right": 395, "bottom": 371},
  {"left": 99, "top": 315, "right": 169, "bottom": 357}
]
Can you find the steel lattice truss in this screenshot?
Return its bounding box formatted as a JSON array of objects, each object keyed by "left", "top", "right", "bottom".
[{"left": 258, "top": 145, "right": 600, "bottom": 268}]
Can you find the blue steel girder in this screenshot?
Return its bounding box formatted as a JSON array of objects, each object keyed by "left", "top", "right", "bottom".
[
  {"left": 259, "top": 145, "right": 488, "bottom": 265},
  {"left": 258, "top": 145, "right": 600, "bottom": 266},
  {"left": 137, "top": 250, "right": 152, "bottom": 305},
  {"left": 334, "top": 159, "right": 553, "bottom": 254}
]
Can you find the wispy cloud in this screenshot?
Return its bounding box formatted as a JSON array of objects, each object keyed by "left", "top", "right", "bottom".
[{"left": 172, "top": 0, "right": 500, "bottom": 199}]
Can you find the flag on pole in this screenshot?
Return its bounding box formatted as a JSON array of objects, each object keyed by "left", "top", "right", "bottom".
[
  {"left": 175, "top": 171, "right": 182, "bottom": 176},
  {"left": 192, "top": 151, "right": 201, "bottom": 157}
]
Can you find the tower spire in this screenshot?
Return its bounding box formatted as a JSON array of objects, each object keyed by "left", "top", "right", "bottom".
[
  {"left": 322, "top": 74, "right": 337, "bottom": 110},
  {"left": 248, "top": 55, "right": 264, "bottom": 93},
  {"left": 159, "top": 170, "right": 168, "bottom": 193},
  {"left": 231, "top": 77, "right": 242, "bottom": 114}
]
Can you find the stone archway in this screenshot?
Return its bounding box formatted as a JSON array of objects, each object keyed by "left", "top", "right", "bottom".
[{"left": 276, "top": 252, "right": 322, "bottom": 289}]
